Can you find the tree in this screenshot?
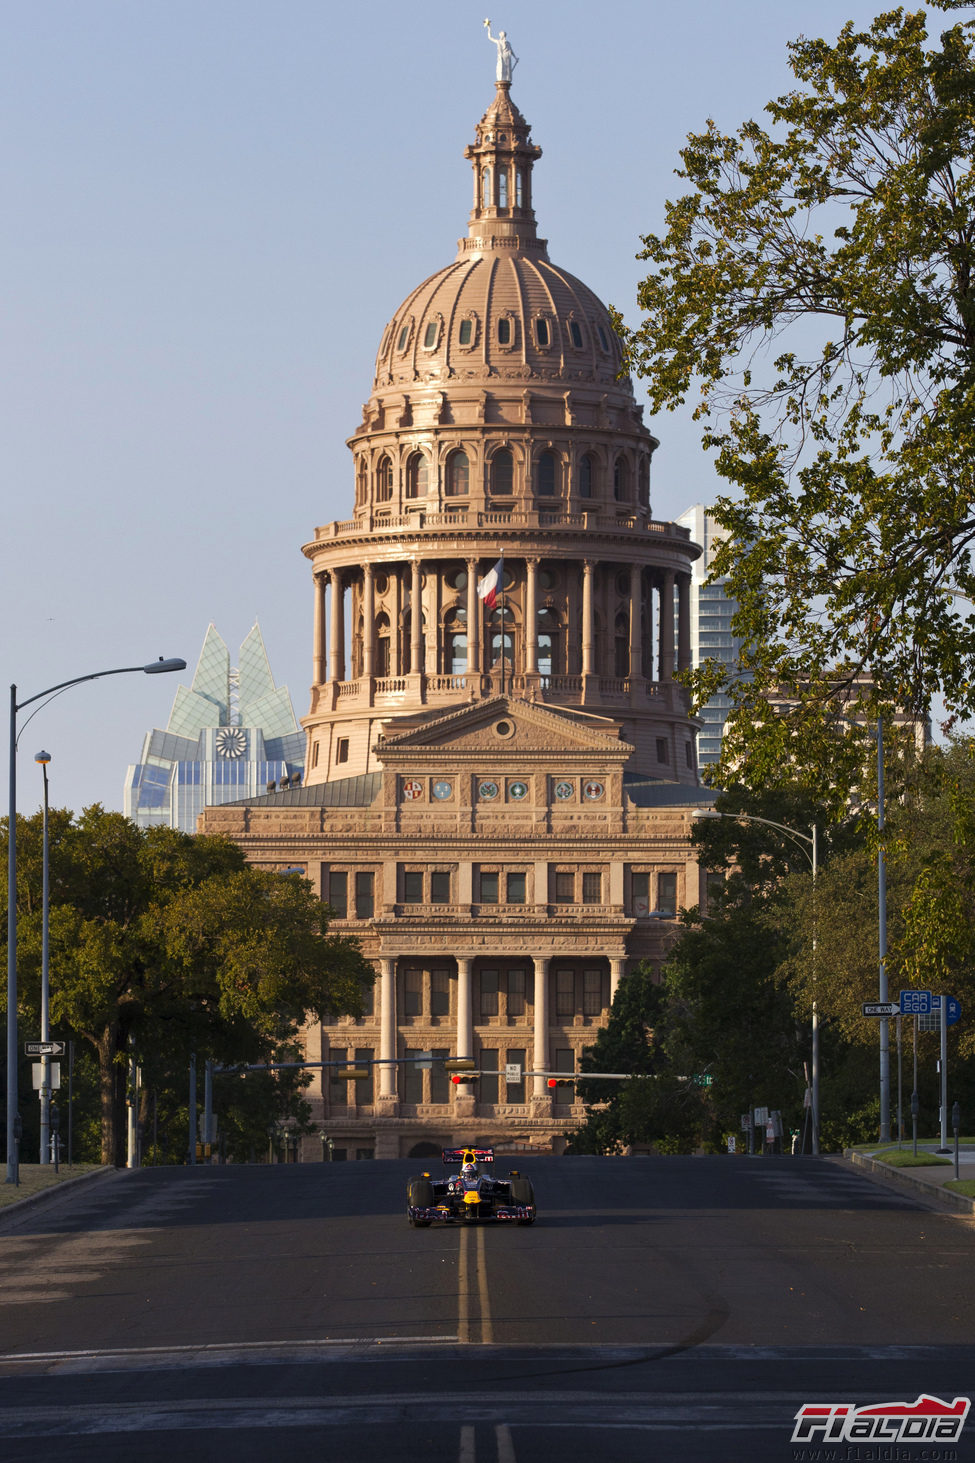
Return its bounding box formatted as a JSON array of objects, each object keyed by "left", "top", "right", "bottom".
[
  {"left": 3, "top": 807, "right": 374, "bottom": 1164},
  {"left": 617, "top": 3, "right": 975, "bottom": 775}
]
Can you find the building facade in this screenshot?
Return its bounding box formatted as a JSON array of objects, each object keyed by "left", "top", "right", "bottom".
[
  {"left": 125, "top": 623, "right": 305, "bottom": 833},
  {"left": 201, "top": 74, "right": 711, "bottom": 1158},
  {"left": 674, "top": 505, "right": 745, "bottom": 767}
]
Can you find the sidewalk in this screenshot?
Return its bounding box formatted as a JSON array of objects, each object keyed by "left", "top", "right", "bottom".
[
  {"left": 0, "top": 1164, "right": 117, "bottom": 1228},
  {"left": 842, "top": 1144, "right": 975, "bottom": 1217}
]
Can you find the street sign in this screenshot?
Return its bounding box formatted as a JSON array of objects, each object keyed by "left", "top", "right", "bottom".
[
  {"left": 504, "top": 1063, "right": 522, "bottom": 1083},
  {"left": 919, "top": 995, "right": 963, "bottom": 1031},
  {"left": 24, "top": 1040, "right": 65, "bottom": 1056},
  {"left": 31, "top": 1063, "right": 60, "bottom": 1090},
  {"left": 862, "top": 1002, "right": 900, "bottom": 1017},
  {"left": 899, "top": 989, "right": 932, "bottom": 1016}
]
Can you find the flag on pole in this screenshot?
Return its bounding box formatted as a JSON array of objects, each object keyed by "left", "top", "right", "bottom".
[{"left": 477, "top": 556, "right": 504, "bottom": 610}]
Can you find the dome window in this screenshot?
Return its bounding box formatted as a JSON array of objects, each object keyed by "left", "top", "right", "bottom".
[
  {"left": 569, "top": 321, "right": 584, "bottom": 349},
  {"left": 459, "top": 318, "right": 474, "bottom": 347},
  {"left": 515, "top": 170, "right": 524, "bottom": 207},
  {"left": 423, "top": 320, "right": 440, "bottom": 350},
  {"left": 445, "top": 450, "right": 470, "bottom": 498},
  {"left": 491, "top": 449, "right": 513, "bottom": 496},
  {"left": 536, "top": 451, "right": 558, "bottom": 498},
  {"left": 406, "top": 452, "right": 428, "bottom": 499},
  {"left": 482, "top": 166, "right": 492, "bottom": 207},
  {"left": 376, "top": 456, "right": 394, "bottom": 503},
  {"left": 498, "top": 170, "right": 508, "bottom": 208},
  {"left": 497, "top": 317, "right": 512, "bottom": 346},
  {"left": 597, "top": 324, "right": 611, "bottom": 352},
  {"left": 535, "top": 318, "right": 550, "bottom": 347},
  {"left": 396, "top": 323, "right": 411, "bottom": 352}
]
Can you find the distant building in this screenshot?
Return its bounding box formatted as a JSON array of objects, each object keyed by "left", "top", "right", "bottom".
[
  {"left": 675, "top": 505, "right": 745, "bottom": 766},
  {"left": 124, "top": 624, "right": 304, "bottom": 833}
]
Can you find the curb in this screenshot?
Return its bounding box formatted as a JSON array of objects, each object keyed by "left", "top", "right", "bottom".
[
  {"left": 0, "top": 1165, "right": 121, "bottom": 1230},
  {"left": 843, "top": 1150, "right": 975, "bottom": 1216}
]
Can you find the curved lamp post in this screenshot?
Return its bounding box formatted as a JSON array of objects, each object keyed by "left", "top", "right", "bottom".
[
  {"left": 692, "top": 807, "right": 819, "bottom": 1154},
  {"left": 7, "top": 657, "right": 185, "bottom": 1183},
  {"left": 34, "top": 750, "right": 51, "bottom": 1164}
]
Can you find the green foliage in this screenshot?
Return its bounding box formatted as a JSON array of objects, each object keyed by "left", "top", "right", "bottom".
[
  {"left": 2, "top": 806, "right": 374, "bottom": 1164},
  {"left": 618, "top": 3, "right": 975, "bottom": 774}
]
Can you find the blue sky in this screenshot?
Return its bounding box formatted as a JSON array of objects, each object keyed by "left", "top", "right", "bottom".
[{"left": 2, "top": 0, "right": 911, "bottom": 814}]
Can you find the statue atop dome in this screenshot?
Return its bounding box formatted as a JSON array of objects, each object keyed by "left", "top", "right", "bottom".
[{"left": 483, "top": 19, "right": 518, "bottom": 83}]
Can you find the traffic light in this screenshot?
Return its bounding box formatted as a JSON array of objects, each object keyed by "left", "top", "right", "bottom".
[
  {"left": 547, "top": 1076, "right": 575, "bottom": 1088},
  {"left": 444, "top": 1057, "right": 476, "bottom": 1074},
  {"left": 334, "top": 1068, "right": 369, "bottom": 1081},
  {"left": 450, "top": 1073, "right": 476, "bottom": 1085}
]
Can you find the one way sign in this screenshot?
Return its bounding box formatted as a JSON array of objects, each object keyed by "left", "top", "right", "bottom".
[
  {"left": 24, "top": 1040, "right": 65, "bottom": 1056},
  {"left": 862, "top": 1002, "right": 900, "bottom": 1018}
]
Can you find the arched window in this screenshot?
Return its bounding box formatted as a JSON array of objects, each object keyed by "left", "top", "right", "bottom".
[
  {"left": 569, "top": 321, "right": 584, "bottom": 348},
  {"left": 356, "top": 458, "right": 367, "bottom": 506},
  {"left": 406, "top": 452, "right": 428, "bottom": 499},
  {"left": 614, "top": 612, "right": 629, "bottom": 678},
  {"left": 613, "top": 456, "right": 629, "bottom": 502},
  {"left": 498, "top": 170, "right": 508, "bottom": 208},
  {"left": 489, "top": 604, "right": 514, "bottom": 668},
  {"left": 497, "top": 317, "right": 512, "bottom": 346},
  {"left": 536, "top": 451, "right": 558, "bottom": 497},
  {"left": 445, "top": 450, "right": 469, "bottom": 497},
  {"left": 537, "top": 607, "right": 561, "bottom": 678},
  {"left": 491, "top": 449, "right": 513, "bottom": 496},
  {"left": 482, "top": 167, "right": 492, "bottom": 207},
  {"left": 579, "top": 454, "right": 594, "bottom": 499},
  {"left": 638, "top": 458, "right": 650, "bottom": 509},
  {"left": 445, "top": 608, "right": 468, "bottom": 674},
  {"left": 376, "top": 456, "right": 393, "bottom": 502},
  {"left": 375, "top": 612, "right": 391, "bottom": 677},
  {"left": 535, "top": 317, "right": 550, "bottom": 347},
  {"left": 515, "top": 170, "right": 524, "bottom": 207}
]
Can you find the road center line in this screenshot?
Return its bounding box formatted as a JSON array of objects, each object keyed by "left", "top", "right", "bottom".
[
  {"left": 476, "top": 1224, "right": 493, "bottom": 1345},
  {"left": 458, "top": 1225, "right": 471, "bottom": 1343}
]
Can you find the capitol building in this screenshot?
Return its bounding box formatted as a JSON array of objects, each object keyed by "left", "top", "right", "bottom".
[{"left": 202, "top": 60, "right": 711, "bottom": 1158}]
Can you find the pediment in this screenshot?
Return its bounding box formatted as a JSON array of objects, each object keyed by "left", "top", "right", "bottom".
[{"left": 374, "top": 695, "right": 631, "bottom": 759}]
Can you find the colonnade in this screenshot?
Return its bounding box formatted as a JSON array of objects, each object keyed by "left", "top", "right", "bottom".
[
  {"left": 311, "top": 557, "right": 692, "bottom": 686},
  {"left": 373, "top": 954, "right": 626, "bottom": 1102}
]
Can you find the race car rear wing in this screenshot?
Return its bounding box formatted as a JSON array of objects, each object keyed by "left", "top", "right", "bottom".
[{"left": 441, "top": 1147, "right": 494, "bottom": 1166}]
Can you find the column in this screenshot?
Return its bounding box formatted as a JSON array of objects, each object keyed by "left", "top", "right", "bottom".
[
  {"left": 581, "top": 561, "right": 594, "bottom": 677},
  {"left": 362, "top": 565, "right": 375, "bottom": 680},
  {"left": 410, "top": 559, "right": 423, "bottom": 675},
  {"left": 525, "top": 556, "right": 538, "bottom": 675},
  {"left": 532, "top": 955, "right": 550, "bottom": 1102},
  {"left": 660, "top": 570, "right": 675, "bottom": 682},
  {"left": 313, "top": 572, "right": 327, "bottom": 685},
  {"left": 390, "top": 566, "right": 402, "bottom": 677},
  {"left": 610, "top": 957, "right": 625, "bottom": 1003},
  {"left": 467, "top": 558, "right": 480, "bottom": 675},
  {"left": 379, "top": 957, "right": 397, "bottom": 1099},
  {"left": 629, "top": 563, "right": 643, "bottom": 681},
  {"left": 677, "top": 572, "right": 692, "bottom": 673},
  {"left": 455, "top": 957, "right": 473, "bottom": 1060},
  {"left": 328, "top": 571, "right": 345, "bottom": 684}
]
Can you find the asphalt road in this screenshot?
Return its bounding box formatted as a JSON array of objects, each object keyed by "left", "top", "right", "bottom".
[{"left": 0, "top": 1155, "right": 973, "bottom": 1462}]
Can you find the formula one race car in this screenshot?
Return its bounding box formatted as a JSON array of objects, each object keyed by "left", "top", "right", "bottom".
[{"left": 407, "top": 1147, "right": 536, "bottom": 1226}]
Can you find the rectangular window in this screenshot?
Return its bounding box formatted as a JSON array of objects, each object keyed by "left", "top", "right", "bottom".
[
  {"left": 336, "top": 737, "right": 350, "bottom": 764},
  {"left": 431, "top": 967, "right": 450, "bottom": 1017},
  {"left": 582, "top": 871, "right": 601, "bottom": 905},
  {"left": 556, "top": 969, "right": 576, "bottom": 1017},
  {"left": 555, "top": 871, "right": 575, "bottom": 903},
  {"left": 655, "top": 737, "right": 669, "bottom": 763},
  {"left": 480, "top": 870, "right": 499, "bottom": 904},
  {"left": 506, "top": 871, "right": 526, "bottom": 904},
  {"left": 657, "top": 872, "right": 677, "bottom": 916},
  {"left": 430, "top": 870, "right": 451, "bottom": 904},
  {"left": 506, "top": 968, "right": 526, "bottom": 1018},
  {"left": 430, "top": 1047, "right": 450, "bottom": 1104},
  {"left": 505, "top": 1048, "right": 526, "bottom": 1103},
  {"left": 328, "top": 1051, "right": 349, "bottom": 1106},
  {"left": 328, "top": 871, "right": 348, "bottom": 919},
  {"left": 311, "top": 741, "right": 320, "bottom": 769},
  {"left": 354, "top": 871, "right": 374, "bottom": 919},
  {"left": 632, "top": 871, "right": 650, "bottom": 917},
  {"left": 354, "top": 1048, "right": 374, "bottom": 1105},
  {"left": 404, "top": 967, "right": 423, "bottom": 1017},
  {"left": 480, "top": 969, "right": 499, "bottom": 1018},
  {"left": 583, "top": 969, "right": 603, "bottom": 1016},
  {"left": 403, "top": 1049, "right": 424, "bottom": 1104},
  {"left": 403, "top": 871, "right": 424, "bottom": 904},
  {"left": 360, "top": 980, "right": 375, "bottom": 1018},
  {"left": 479, "top": 1048, "right": 499, "bottom": 1103},
  {"left": 685, "top": 742, "right": 694, "bottom": 769},
  {"left": 705, "top": 871, "right": 725, "bottom": 910}
]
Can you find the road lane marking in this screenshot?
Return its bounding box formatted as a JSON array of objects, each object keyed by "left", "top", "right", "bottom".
[
  {"left": 476, "top": 1223, "right": 493, "bottom": 1344},
  {"left": 458, "top": 1224, "right": 493, "bottom": 1344},
  {"left": 458, "top": 1225, "right": 471, "bottom": 1343},
  {"left": 458, "top": 1423, "right": 475, "bottom": 1462},
  {"left": 496, "top": 1422, "right": 516, "bottom": 1462}
]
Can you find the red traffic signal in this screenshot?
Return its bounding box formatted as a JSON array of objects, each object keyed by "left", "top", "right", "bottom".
[
  {"left": 547, "top": 1076, "right": 575, "bottom": 1087},
  {"left": 451, "top": 1073, "right": 476, "bottom": 1084}
]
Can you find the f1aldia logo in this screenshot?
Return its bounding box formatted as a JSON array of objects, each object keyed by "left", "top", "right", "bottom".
[{"left": 792, "top": 1393, "right": 970, "bottom": 1445}]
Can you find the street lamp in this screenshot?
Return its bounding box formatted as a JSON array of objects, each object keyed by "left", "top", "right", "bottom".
[
  {"left": 34, "top": 750, "right": 52, "bottom": 1164},
  {"left": 7, "top": 657, "right": 185, "bottom": 1183},
  {"left": 692, "top": 807, "right": 820, "bottom": 1154}
]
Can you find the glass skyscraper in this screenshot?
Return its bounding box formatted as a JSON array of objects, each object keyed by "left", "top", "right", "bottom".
[
  {"left": 124, "top": 623, "right": 305, "bottom": 832},
  {"left": 675, "top": 505, "right": 746, "bottom": 766}
]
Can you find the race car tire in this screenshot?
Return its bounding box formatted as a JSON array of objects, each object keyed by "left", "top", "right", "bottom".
[
  {"left": 408, "top": 1178, "right": 434, "bottom": 1226},
  {"left": 509, "top": 1176, "right": 535, "bottom": 1224}
]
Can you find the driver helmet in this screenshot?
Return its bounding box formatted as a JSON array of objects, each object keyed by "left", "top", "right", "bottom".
[{"left": 461, "top": 1161, "right": 478, "bottom": 1180}]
